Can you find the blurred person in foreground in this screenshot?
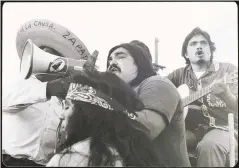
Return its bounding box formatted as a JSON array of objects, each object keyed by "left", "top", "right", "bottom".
[{"left": 47, "top": 70, "right": 162, "bottom": 167}]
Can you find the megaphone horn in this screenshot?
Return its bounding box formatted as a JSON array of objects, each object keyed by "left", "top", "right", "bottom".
[{"left": 20, "top": 39, "right": 92, "bottom": 79}]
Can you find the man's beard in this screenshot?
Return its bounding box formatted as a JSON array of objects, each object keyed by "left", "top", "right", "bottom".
[{"left": 196, "top": 59, "right": 207, "bottom": 65}]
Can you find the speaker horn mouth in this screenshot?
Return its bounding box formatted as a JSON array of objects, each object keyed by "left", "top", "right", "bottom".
[{"left": 20, "top": 39, "right": 33, "bottom": 79}]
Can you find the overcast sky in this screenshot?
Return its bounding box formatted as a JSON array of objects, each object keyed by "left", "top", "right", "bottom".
[{"left": 2, "top": 2, "right": 238, "bottom": 96}]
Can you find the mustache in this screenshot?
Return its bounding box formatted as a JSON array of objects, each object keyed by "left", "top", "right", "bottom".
[
  {"left": 196, "top": 50, "right": 204, "bottom": 55},
  {"left": 108, "top": 64, "right": 121, "bottom": 72}
]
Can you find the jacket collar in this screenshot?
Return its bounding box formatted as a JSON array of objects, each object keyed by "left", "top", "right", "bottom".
[{"left": 186, "top": 60, "right": 219, "bottom": 73}]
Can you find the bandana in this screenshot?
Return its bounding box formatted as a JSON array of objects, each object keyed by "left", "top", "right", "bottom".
[{"left": 66, "top": 83, "right": 137, "bottom": 119}]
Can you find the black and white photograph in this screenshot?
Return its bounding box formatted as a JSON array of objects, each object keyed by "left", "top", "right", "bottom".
[{"left": 1, "top": 1, "right": 238, "bottom": 167}]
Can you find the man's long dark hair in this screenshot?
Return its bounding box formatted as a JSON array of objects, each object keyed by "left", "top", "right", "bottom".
[
  {"left": 56, "top": 70, "right": 162, "bottom": 166},
  {"left": 107, "top": 44, "right": 156, "bottom": 87},
  {"left": 181, "top": 27, "right": 216, "bottom": 64}
]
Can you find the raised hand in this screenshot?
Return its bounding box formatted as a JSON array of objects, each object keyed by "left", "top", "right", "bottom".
[{"left": 83, "top": 50, "right": 99, "bottom": 71}]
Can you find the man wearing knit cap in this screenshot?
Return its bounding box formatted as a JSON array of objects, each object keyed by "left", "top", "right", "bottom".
[{"left": 106, "top": 42, "right": 191, "bottom": 167}]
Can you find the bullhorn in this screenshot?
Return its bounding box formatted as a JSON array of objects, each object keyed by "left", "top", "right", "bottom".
[{"left": 20, "top": 39, "right": 98, "bottom": 79}]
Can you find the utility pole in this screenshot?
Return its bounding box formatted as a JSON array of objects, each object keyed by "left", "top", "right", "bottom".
[
  {"left": 153, "top": 37, "right": 166, "bottom": 74},
  {"left": 155, "top": 37, "right": 159, "bottom": 65}
]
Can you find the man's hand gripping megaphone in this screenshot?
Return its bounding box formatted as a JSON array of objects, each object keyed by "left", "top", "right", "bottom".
[{"left": 46, "top": 50, "right": 99, "bottom": 99}]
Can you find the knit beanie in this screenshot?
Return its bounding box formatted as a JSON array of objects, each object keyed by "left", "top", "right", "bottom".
[
  {"left": 107, "top": 43, "right": 155, "bottom": 86},
  {"left": 129, "top": 40, "right": 152, "bottom": 62},
  {"left": 107, "top": 43, "right": 150, "bottom": 68}
]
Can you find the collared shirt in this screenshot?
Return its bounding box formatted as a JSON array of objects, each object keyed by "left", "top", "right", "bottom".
[
  {"left": 2, "top": 76, "right": 62, "bottom": 165},
  {"left": 167, "top": 61, "right": 238, "bottom": 131}
]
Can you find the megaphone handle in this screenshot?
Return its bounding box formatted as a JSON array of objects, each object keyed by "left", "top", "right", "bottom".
[
  {"left": 66, "top": 58, "right": 86, "bottom": 75},
  {"left": 83, "top": 50, "right": 99, "bottom": 71},
  {"left": 67, "top": 50, "right": 99, "bottom": 74}
]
